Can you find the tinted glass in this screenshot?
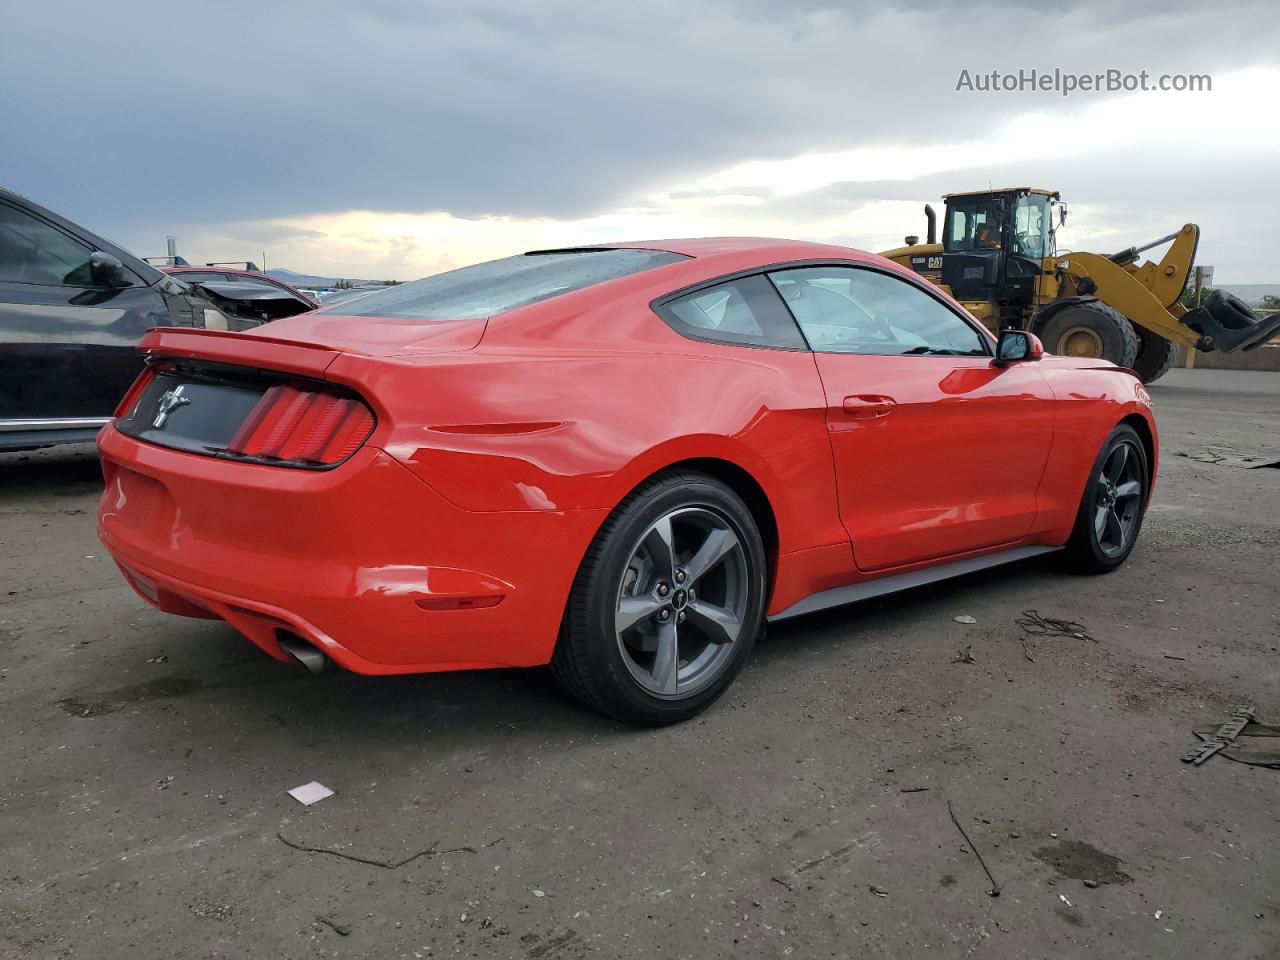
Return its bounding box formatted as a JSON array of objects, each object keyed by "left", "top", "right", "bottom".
[
  {"left": 0, "top": 203, "right": 94, "bottom": 285},
  {"left": 659, "top": 274, "right": 806, "bottom": 349},
  {"left": 324, "top": 249, "right": 687, "bottom": 320},
  {"left": 769, "top": 266, "right": 988, "bottom": 356}
]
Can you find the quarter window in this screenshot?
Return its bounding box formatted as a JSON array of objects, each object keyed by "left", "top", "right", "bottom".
[
  {"left": 768, "top": 266, "right": 989, "bottom": 357},
  {"left": 657, "top": 274, "right": 807, "bottom": 349},
  {"left": 0, "top": 203, "right": 95, "bottom": 285}
]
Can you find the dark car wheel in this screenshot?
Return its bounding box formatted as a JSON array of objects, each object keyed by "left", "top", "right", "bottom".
[
  {"left": 1065, "top": 424, "right": 1149, "bottom": 573},
  {"left": 551, "top": 471, "right": 767, "bottom": 725}
]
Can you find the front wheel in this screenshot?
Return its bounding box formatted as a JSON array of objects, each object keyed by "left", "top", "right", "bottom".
[
  {"left": 1064, "top": 424, "right": 1149, "bottom": 573},
  {"left": 551, "top": 472, "right": 767, "bottom": 725}
]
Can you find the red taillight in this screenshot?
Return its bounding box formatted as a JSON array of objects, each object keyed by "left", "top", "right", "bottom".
[
  {"left": 114, "top": 366, "right": 157, "bottom": 418},
  {"left": 226, "top": 384, "right": 374, "bottom": 466}
]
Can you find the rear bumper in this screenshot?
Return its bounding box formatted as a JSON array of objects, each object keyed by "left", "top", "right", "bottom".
[{"left": 97, "top": 422, "right": 607, "bottom": 673}]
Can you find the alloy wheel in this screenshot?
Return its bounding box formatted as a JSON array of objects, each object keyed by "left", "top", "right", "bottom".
[
  {"left": 614, "top": 506, "right": 750, "bottom": 699},
  {"left": 1094, "top": 440, "right": 1144, "bottom": 557}
]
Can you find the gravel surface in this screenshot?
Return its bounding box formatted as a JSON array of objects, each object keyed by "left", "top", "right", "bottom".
[{"left": 1, "top": 368, "right": 1277, "bottom": 959}]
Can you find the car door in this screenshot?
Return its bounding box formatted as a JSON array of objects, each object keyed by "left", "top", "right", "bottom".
[
  {"left": 0, "top": 199, "right": 165, "bottom": 424},
  {"left": 768, "top": 264, "right": 1056, "bottom": 572}
]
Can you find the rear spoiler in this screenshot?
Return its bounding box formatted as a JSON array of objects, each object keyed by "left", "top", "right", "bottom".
[{"left": 138, "top": 327, "right": 346, "bottom": 379}]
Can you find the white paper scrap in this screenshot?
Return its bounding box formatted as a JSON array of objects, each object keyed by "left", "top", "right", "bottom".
[{"left": 288, "top": 781, "right": 335, "bottom": 806}]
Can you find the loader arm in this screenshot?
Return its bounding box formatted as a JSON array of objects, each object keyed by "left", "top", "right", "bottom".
[{"left": 1123, "top": 223, "right": 1198, "bottom": 309}]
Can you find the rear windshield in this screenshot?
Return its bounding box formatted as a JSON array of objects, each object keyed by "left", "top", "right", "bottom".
[{"left": 320, "top": 248, "right": 687, "bottom": 320}]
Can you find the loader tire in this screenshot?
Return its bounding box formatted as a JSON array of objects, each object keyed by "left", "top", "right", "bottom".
[
  {"left": 1131, "top": 326, "right": 1178, "bottom": 383},
  {"left": 1035, "top": 302, "right": 1139, "bottom": 368},
  {"left": 1202, "top": 289, "right": 1255, "bottom": 330}
]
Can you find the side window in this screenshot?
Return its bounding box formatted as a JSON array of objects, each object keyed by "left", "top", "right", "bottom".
[
  {"left": 768, "top": 266, "right": 989, "bottom": 357},
  {"left": 656, "top": 273, "right": 806, "bottom": 349},
  {"left": 0, "top": 203, "right": 95, "bottom": 285}
]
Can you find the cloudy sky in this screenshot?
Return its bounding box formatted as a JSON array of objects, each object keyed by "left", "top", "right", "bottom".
[{"left": 3, "top": 0, "right": 1278, "bottom": 282}]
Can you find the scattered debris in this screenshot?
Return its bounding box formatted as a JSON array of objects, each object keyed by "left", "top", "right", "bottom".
[
  {"left": 1162, "top": 653, "right": 1187, "bottom": 661},
  {"left": 900, "top": 787, "right": 930, "bottom": 794},
  {"left": 1059, "top": 894, "right": 1073, "bottom": 907},
  {"left": 1016, "top": 610, "right": 1095, "bottom": 643},
  {"left": 869, "top": 885, "right": 889, "bottom": 897},
  {"left": 954, "top": 615, "right": 977, "bottom": 624},
  {"left": 276, "top": 832, "right": 502, "bottom": 870},
  {"left": 532, "top": 889, "right": 546, "bottom": 898},
  {"left": 317, "top": 916, "right": 351, "bottom": 936},
  {"left": 156, "top": 776, "right": 174, "bottom": 790},
  {"left": 1183, "top": 704, "right": 1256, "bottom": 766},
  {"left": 1019, "top": 638, "right": 1036, "bottom": 663},
  {"left": 287, "top": 781, "right": 335, "bottom": 806},
  {"left": 946, "top": 801, "right": 1001, "bottom": 897},
  {"left": 145, "top": 655, "right": 168, "bottom": 663},
  {"left": 951, "top": 646, "right": 976, "bottom": 664},
  {"left": 1083, "top": 879, "right": 1098, "bottom": 888},
  {"left": 1154, "top": 910, "right": 1163, "bottom": 920}
]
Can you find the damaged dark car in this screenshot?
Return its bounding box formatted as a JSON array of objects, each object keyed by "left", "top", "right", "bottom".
[{"left": 0, "top": 187, "right": 315, "bottom": 451}]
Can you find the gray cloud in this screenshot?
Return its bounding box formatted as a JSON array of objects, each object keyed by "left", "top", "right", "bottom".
[{"left": 3, "top": 0, "right": 1276, "bottom": 236}]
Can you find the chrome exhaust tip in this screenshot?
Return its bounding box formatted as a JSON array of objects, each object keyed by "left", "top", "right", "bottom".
[{"left": 277, "top": 632, "right": 329, "bottom": 675}]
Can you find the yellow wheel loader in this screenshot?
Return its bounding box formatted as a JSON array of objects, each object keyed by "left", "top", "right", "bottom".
[{"left": 880, "top": 189, "right": 1280, "bottom": 382}]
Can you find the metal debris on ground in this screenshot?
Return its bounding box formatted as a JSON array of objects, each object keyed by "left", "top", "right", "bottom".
[
  {"left": 1182, "top": 704, "right": 1255, "bottom": 765},
  {"left": 946, "top": 800, "right": 1001, "bottom": 897},
  {"left": 287, "top": 781, "right": 335, "bottom": 806},
  {"left": 869, "top": 885, "right": 889, "bottom": 897},
  {"left": 1177, "top": 447, "right": 1280, "bottom": 469},
  {"left": 1188, "top": 708, "right": 1280, "bottom": 769},
  {"left": 276, "top": 832, "right": 502, "bottom": 869},
  {"left": 954, "top": 615, "right": 977, "bottom": 624},
  {"left": 951, "top": 646, "right": 976, "bottom": 664}
]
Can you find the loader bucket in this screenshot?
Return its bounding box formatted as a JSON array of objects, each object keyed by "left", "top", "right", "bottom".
[{"left": 1182, "top": 290, "right": 1280, "bottom": 352}]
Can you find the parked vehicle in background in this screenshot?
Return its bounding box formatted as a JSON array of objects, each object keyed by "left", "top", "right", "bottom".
[
  {"left": 0, "top": 187, "right": 311, "bottom": 452},
  {"left": 98, "top": 238, "right": 1158, "bottom": 725},
  {"left": 160, "top": 264, "right": 321, "bottom": 311}
]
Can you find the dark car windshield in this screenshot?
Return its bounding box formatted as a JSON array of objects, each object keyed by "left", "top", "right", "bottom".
[{"left": 321, "top": 248, "right": 687, "bottom": 320}]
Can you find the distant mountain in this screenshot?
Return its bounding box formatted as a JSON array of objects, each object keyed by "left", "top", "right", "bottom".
[
  {"left": 267, "top": 268, "right": 387, "bottom": 288},
  {"left": 266, "top": 268, "right": 343, "bottom": 287}
]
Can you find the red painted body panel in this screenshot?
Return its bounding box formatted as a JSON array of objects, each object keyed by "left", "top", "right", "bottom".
[{"left": 99, "top": 239, "right": 1157, "bottom": 672}]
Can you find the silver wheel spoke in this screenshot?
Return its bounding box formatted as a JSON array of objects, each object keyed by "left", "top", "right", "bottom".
[
  {"left": 650, "top": 620, "right": 680, "bottom": 695},
  {"left": 1105, "top": 443, "right": 1128, "bottom": 482},
  {"left": 616, "top": 596, "right": 663, "bottom": 635},
  {"left": 642, "top": 516, "right": 677, "bottom": 583},
  {"left": 1094, "top": 504, "right": 1109, "bottom": 539},
  {"left": 687, "top": 600, "right": 740, "bottom": 646},
  {"left": 1115, "top": 479, "right": 1142, "bottom": 501},
  {"left": 684, "top": 527, "right": 738, "bottom": 586},
  {"left": 1105, "top": 508, "right": 1125, "bottom": 547}
]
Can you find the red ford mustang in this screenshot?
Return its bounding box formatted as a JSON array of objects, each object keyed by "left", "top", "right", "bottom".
[{"left": 97, "top": 238, "right": 1157, "bottom": 724}]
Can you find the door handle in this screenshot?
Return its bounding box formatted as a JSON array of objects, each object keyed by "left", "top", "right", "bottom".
[{"left": 841, "top": 394, "right": 896, "bottom": 418}]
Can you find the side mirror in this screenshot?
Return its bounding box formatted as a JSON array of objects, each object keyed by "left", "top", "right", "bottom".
[
  {"left": 994, "top": 329, "right": 1044, "bottom": 365},
  {"left": 89, "top": 251, "right": 129, "bottom": 287}
]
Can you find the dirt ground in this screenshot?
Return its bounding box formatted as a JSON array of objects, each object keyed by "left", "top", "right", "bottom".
[{"left": 2, "top": 368, "right": 1277, "bottom": 960}]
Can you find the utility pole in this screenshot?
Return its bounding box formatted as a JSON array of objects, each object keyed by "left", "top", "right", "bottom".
[{"left": 166, "top": 236, "right": 177, "bottom": 265}]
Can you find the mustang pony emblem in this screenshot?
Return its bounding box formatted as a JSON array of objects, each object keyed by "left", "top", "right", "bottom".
[{"left": 152, "top": 385, "right": 191, "bottom": 428}]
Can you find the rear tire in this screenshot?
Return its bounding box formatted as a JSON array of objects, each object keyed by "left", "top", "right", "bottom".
[
  {"left": 1064, "top": 424, "right": 1149, "bottom": 574},
  {"left": 551, "top": 471, "right": 767, "bottom": 725},
  {"left": 1035, "top": 302, "right": 1139, "bottom": 368},
  {"left": 1131, "top": 326, "right": 1178, "bottom": 383}
]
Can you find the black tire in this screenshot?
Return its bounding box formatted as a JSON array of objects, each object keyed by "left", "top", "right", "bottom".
[
  {"left": 1064, "top": 424, "right": 1149, "bottom": 574},
  {"left": 1202, "top": 289, "right": 1256, "bottom": 330},
  {"left": 1131, "top": 326, "right": 1178, "bottom": 383},
  {"left": 1034, "top": 302, "right": 1139, "bottom": 368},
  {"left": 550, "top": 471, "right": 767, "bottom": 725}
]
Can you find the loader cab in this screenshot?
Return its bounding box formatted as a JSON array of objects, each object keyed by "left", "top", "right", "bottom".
[{"left": 940, "top": 188, "right": 1057, "bottom": 309}]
